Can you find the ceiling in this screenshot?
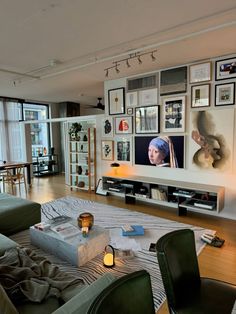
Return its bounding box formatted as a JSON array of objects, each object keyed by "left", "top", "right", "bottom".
[{"left": 0, "top": 0, "right": 236, "bottom": 107}]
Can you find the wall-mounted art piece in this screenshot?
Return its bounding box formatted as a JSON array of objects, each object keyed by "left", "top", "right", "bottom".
[
  {"left": 139, "top": 88, "right": 158, "bottom": 105},
  {"left": 162, "top": 96, "right": 185, "bottom": 132},
  {"left": 101, "top": 116, "right": 113, "bottom": 137},
  {"left": 126, "top": 91, "right": 138, "bottom": 107},
  {"left": 134, "top": 135, "right": 184, "bottom": 168},
  {"left": 115, "top": 137, "right": 132, "bottom": 162},
  {"left": 215, "top": 82, "right": 235, "bottom": 106},
  {"left": 135, "top": 105, "right": 160, "bottom": 134},
  {"left": 108, "top": 87, "right": 125, "bottom": 115},
  {"left": 160, "top": 66, "right": 187, "bottom": 96},
  {"left": 115, "top": 116, "right": 133, "bottom": 134},
  {"left": 215, "top": 57, "right": 236, "bottom": 80},
  {"left": 189, "top": 109, "right": 234, "bottom": 171},
  {"left": 189, "top": 62, "right": 212, "bottom": 84},
  {"left": 127, "top": 107, "right": 133, "bottom": 115},
  {"left": 101, "top": 140, "right": 114, "bottom": 161},
  {"left": 191, "top": 84, "right": 210, "bottom": 108}
]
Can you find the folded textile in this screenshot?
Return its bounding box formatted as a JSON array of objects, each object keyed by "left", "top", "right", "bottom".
[{"left": 0, "top": 247, "right": 84, "bottom": 304}]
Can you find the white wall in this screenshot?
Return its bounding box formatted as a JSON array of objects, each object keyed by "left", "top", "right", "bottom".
[{"left": 100, "top": 55, "right": 236, "bottom": 220}]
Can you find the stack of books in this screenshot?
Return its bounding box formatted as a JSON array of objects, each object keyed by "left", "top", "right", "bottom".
[{"left": 151, "top": 188, "right": 167, "bottom": 201}]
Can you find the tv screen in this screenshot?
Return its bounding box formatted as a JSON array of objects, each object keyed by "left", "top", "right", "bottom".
[{"left": 134, "top": 135, "right": 184, "bottom": 168}]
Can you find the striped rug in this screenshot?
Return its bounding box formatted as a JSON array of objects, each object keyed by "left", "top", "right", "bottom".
[{"left": 10, "top": 196, "right": 211, "bottom": 311}]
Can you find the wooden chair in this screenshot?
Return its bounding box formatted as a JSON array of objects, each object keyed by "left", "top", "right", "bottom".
[{"left": 2, "top": 166, "right": 27, "bottom": 195}]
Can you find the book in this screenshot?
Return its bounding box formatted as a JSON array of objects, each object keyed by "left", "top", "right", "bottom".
[
  {"left": 122, "top": 225, "right": 144, "bottom": 236},
  {"left": 51, "top": 222, "right": 80, "bottom": 239},
  {"left": 34, "top": 222, "right": 51, "bottom": 231}
]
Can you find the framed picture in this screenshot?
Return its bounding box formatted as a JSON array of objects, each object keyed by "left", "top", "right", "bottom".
[
  {"left": 139, "top": 88, "right": 158, "bottom": 105},
  {"left": 127, "top": 107, "right": 133, "bottom": 115},
  {"left": 162, "top": 96, "right": 186, "bottom": 132},
  {"left": 135, "top": 105, "right": 160, "bottom": 134},
  {"left": 215, "top": 57, "right": 236, "bottom": 81},
  {"left": 189, "top": 62, "right": 211, "bottom": 83},
  {"left": 101, "top": 116, "right": 113, "bottom": 137},
  {"left": 191, "top": 84, "right": 210, "bottom": 108},
  {"left": 215, "top": 82, "right": 235, "bottom": 106},
  {"left": 115, "top": 116, "right": 133, "bottom": 134},
  {"left": 134, "top": 135, "right": 185, "bottom": 168},
  {"left": 108, "top": 87, "right": 125, "bottom": 115},
  {"left": 160, "top": 66, "right": 187, "bottom": 96},
  {"left": 101, "top": 140, "right": 114, "bottom": 160},
  {"left": 115, "top": 137, "right": 132, "bottom": 162},
  {"left": 126, "top": 91, "right": 137, "bottom": 107}
]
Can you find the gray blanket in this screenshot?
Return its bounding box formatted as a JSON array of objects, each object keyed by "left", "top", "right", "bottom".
[{"left": 0, "top": 247, "right": 83, "bottom": 304}]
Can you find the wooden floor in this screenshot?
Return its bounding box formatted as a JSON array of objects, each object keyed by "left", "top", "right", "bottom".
[{"left": 23, "top": 175, "right": 236, "bottom": 313}]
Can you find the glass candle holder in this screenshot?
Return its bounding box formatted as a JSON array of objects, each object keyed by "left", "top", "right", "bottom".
[{"left": 77, "top": 212, "right": 94, "bottom": 230}]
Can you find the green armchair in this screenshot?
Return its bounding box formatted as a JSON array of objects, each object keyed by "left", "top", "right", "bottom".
[
  {"left": 87, "top": 270, "right": 155, "bottom": 314},
  {"left": 156, "top": 229, "right": 236, "bottom": 314}
]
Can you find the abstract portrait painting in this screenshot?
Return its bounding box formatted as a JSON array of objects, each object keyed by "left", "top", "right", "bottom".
[{"left": 189, "top": 109, "right": 234, "bottom": 171}]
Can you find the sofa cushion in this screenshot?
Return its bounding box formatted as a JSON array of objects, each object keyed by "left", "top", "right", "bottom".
[
  {"left": 0, "top": 193, "right": 41, "bottom": 236},
  {"left": 0, "top": 233, "right": 18, "bottom": 256},
  {"left": 52, "top": 273, "right": 116, "bottom": 314},
  {"left": 0, "top": 284, "right": 18, "bottom": 314},
  {"left": 17, "top": 297, "right": 60, "bottom": 314}
]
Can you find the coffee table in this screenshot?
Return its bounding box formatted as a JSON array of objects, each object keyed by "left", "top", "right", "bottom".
[{"left": 30, "top": 221, "right": 109, "bottom": 266}]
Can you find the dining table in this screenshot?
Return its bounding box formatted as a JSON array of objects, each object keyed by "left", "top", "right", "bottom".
[{"left": 0, "top": 161, "right": 32, "bottom": 186}]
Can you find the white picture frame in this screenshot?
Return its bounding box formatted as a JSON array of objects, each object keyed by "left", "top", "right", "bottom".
[
  {"left": 101, "top": 117, "right": 113, "bottom": 137},
  {"left": 162, "top": 96, "right": 186, "bottom": 132},
  {"left": 126, "top": 91, "right": 138, "bottom": 107},
  {"left": 139, "top": 88, "right": 158, "bottom": 105},
  {"left": 189, "top": 62, "right": 212, "bottom": 84}
]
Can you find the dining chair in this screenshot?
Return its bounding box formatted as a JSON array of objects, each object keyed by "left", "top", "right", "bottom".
[
  {"left": 87, "top": 270, "right": 156, "bottom": 314},
  {"left": 2, "top": 166, "right": 27, "bottom": 195},
  {"left": 156, "top": 229, "right": 236, "bottom": 314}
]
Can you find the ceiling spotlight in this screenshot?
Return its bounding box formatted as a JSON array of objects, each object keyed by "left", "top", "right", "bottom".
[
  {"left": 138, "top": 56, "right": 142, "bottom": 65},
  {"left": 126, "top": 59, "right": 131, "bottom": 68},
  {"left": 105, "top": 69, "right": 109, "bottom": 77},
  {"left": 151, "top": 52, "right": 156, "bottom": 61},
  {"left": 115, "top": 65, "right": 120, "bottom": 73}
]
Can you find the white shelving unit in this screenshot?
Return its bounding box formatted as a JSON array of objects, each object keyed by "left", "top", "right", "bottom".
[
  {"left": 69, "top": 126, "right": 96, "bottom": 192},
  {"left": 102, "top": 175, "right": 225, "bottom": 216}
]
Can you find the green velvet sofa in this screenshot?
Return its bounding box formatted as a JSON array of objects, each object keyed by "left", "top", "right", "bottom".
[{"left": 0, "top": 194, "right": 116, "bottom": 314}]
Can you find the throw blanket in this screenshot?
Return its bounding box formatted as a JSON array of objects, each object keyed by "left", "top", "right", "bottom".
[{"left": 0, "top": 247, "right": 83, "bottom": 304}]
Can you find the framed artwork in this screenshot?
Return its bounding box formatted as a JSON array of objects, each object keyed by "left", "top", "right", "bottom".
[
  {"left": 101, "top": 140, "right": 114, "bottom": 160},
  {"left": 135, "top": 105, "right": 160, "bottom": 134},
  {"left": 215, "top": 57, "right": 236, "bottom": 81},
  {"left": 160, "top": 66, "right": 187, "bottom": 96},
  {"left": 108, "top": 87, "right": 125, "bottom": 115},
  {"left": 215, "top": 82, "right": 235, "bottom": 106},
  {"left": 115, "top": 116, "right": 133, "bottom": 134},
  {"left": 139, "top": 88, "right": 158, "bottom": 105},
  {"left": 101, "top": 117, "right": 113, "bottom": 137},
  {"left": 134, "top": 135, "right": 185, "bottom": 168},
  {"left": 126, "top": 91, "right": 138, "bottom": 107},
  {"left": 191, "top": 84, "right": 210, "bottom": 108},
  {"left": 115, "top": 137, "right": 132, "bottom": 162},
  {"left": 189, "top": 62, "right": 211, "bottom": 83},
  {"left": 162, "top": 96, "right": 186, "bottom": 132},
  {"left": 189, "top": 109, "right": 234, "bottom": 172},
  {"left": 127, "top": 107, "right": 133, "bottom": 115}
]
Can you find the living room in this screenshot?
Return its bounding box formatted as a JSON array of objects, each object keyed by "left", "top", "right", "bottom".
[{"left": 0, "top": 1, "right": 236, "bottom": 313}]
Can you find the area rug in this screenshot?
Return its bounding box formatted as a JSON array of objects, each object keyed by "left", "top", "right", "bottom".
[{"left": 11, "top": 196, "right": 213, "bottom": 311}]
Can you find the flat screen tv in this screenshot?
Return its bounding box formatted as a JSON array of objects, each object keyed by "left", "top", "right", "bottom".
[{"left": 134, "top": 135, "right": 184, "bottom": 168}]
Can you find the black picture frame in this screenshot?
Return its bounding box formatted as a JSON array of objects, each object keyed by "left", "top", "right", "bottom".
[
  {"left": 160, "top": 66, "right": 187, "bottom": 96},
  {"left": 215, "top": 82, "right": 235, "bottom": 106},
  {"left": 108, "top": 87, "right": 125, "bottom": 115},
  {"left": 215, "top": 57, "right": 236, "bottom": 81}
]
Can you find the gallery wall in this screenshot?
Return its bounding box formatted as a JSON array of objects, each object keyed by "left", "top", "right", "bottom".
[{"left": 99, "top": 54, "right": 236, "bottom": 220}]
